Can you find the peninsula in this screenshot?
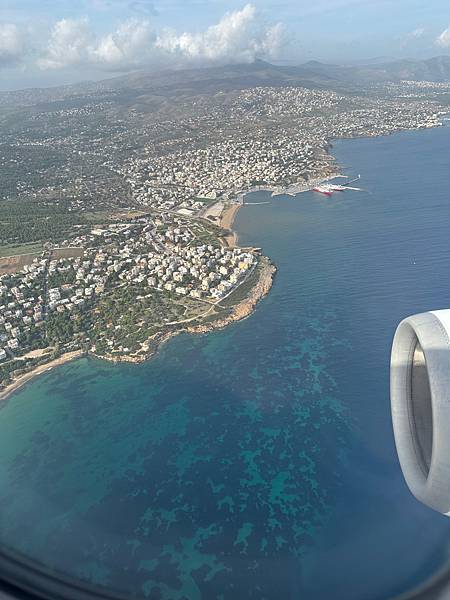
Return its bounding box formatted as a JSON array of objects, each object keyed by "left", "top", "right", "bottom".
[{"left": 0, "top": 62, "right": 449, "bottom": 397}]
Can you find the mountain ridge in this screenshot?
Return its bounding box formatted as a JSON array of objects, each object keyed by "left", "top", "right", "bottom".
[{"left": 1, "top": 56, "right": 450, "bottom": 107}]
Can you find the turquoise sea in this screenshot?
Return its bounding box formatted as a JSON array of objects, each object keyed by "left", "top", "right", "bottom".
[{"left": 1, "top": 125, "right": 450, "bottom": 599}]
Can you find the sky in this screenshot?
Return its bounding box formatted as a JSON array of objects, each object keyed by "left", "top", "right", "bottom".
[{"left": 1, "top": 0, "right": 450, "bottom": 90}]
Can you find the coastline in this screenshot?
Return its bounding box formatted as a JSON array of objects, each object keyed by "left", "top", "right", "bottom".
[
  {"left": 0, "top": 257, "right": 276, "bottom": 402},
  {"left": 188, "top": 256, "right": 276, "bottom": 334},
  {"left": 219, "top": 203, "right": 241, "bottom": 247},
  {"left": 1, "top": 112, "right": 449, "bottom": 600},
  {"left": 0, "top": 195, "right": 274, "bottom": 402},
  {"left": 0, "top": 170, "right": 343, "bottom": 402},
  {"left": 3, "top": 123, "right": 442, "bottom": 403},
  {"left": 94, "top": 256, "right": 276, "bottom": 366},
  {"left": 0, "top": 350, "right": 85, "bottom": 403}
]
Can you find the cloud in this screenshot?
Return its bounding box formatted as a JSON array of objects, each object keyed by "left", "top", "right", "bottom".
[
  {"left": 37, "top": 18, "right": 94, "bottom": 70},
  {"left": 436, "top": 26, "right": 450, "bottom": 48},
  {"left": 0, "top": 23, "right": 25, "bottom": 67},
  {"left": 37, "top": 17, "right": 157, "bottom": 71},
  {"left": 155, "top": 4, "right": 284, "bottom": 63},
  {"left": 90, "top": 19, "right": 156, "bottom": 69},
  {"left": 36, "top": 4, "right": 285, "bottom": 72}
]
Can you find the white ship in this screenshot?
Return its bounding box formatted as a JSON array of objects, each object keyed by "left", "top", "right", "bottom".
[{"left": 313, "top": 175, "right": 361, "bottom": 197}]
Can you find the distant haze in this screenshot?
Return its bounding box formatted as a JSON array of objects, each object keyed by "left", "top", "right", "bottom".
[
  {"left": 3, "top": 56, "right": 450, "bottom": 97},
  {"left": 1, "top": 0, "right": 450, "bottom": 90}
]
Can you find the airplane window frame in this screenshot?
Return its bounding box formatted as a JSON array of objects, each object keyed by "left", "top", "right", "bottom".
[{"left": 0, "top": 546, "right": 448, "bottom": 600}]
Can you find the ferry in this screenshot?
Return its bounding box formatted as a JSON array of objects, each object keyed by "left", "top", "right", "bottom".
[
  {"left": 313, "top": 175, "right": 361, "bottom": 197},
  {"left": 312, "top": 184, "right": 348, "bottom": 196}
]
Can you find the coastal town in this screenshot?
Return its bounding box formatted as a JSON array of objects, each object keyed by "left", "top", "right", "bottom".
[
  {"left": 0, "top": 72, "right": 448, "bottom": 394},
  {"left": 0, "top": 208, "right": 276, "bottom": 391},
  {"left": 121, "top": 85, "right": 444, "bottom": 208}
]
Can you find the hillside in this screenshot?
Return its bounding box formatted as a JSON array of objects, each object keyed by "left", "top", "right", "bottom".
[{"left": 1, "top": 56, "right": 449, "bottom": 109}]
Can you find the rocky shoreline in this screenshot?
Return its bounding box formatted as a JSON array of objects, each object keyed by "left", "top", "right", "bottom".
[
  {"left": 92, "top": 256, "right": 276, "bottom": 366},
  {"left": 188, "top": 256, "right": 275, "bottom": 334}
]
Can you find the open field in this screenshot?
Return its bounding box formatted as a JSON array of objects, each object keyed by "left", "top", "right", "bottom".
[
  {"left": 0, "top": 242, "right": 43, "bottom": 258},
  {"left": 51, "top": 247, "right": 84, "bottom": 260},
  {"left": 0, "top": 252, "right": 41, "bottom": 275}
]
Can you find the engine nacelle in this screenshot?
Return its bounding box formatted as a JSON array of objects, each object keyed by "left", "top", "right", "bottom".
[{"left": 391, "top": 309, "right": 450, "bottom": 515}]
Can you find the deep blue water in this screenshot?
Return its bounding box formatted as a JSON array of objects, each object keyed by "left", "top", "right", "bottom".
[{"left": 1, "top": 126, "right": 450, "bottom": 600}]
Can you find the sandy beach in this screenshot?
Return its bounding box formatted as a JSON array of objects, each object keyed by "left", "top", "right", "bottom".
[
  {"left": 219, "top": 203, "right": 241, "bottom": 247},
  {"left": 0, "top": 350, "right": 84, "bottom": 403},
  {"left": 220, "top": 203, "right": 241, "bottom": 229}
]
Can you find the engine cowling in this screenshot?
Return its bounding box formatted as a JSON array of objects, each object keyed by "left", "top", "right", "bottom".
[{"left": 391, "top": 309, "right": 450, "bottom": 515}]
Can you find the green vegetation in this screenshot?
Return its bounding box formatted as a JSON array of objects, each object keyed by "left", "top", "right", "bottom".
[
  {"left": 191, "top": 221, "right": 225, "bottom": 246},
  {"left": 0, "top": 242, "right": 43, "bottom": 258},
  {"left": 89, "top": 284, "right": 206, "bottom": 353},
  {"left": 0, "top": 200, "right": 87, "bottom": 245},
  {"left": 21, "top": 324, "right": 47, "bottom": 349},
  {"left": 45, "top": 312, "right": 75, "bottom": 345},
  {"left": 0, "top": 144, "right": 69, "bottom": 199},
  {"left": 0, "top": 360, "right": 22, "bottom": 386},
  {"left": 47, "top": 267, "right": 77, "bottom": 288},
  {"left": 220, "top": 261, "right": 261, "bottom": 307}
]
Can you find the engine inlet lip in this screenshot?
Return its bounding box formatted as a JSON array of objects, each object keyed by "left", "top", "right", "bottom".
[{"left": 391, "top": 310, "right": 450, "bottom": 515}]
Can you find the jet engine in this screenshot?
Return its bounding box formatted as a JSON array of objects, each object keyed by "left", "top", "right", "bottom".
[{"left": 391, "top": 309, "right": 450, "bottom": 515}]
